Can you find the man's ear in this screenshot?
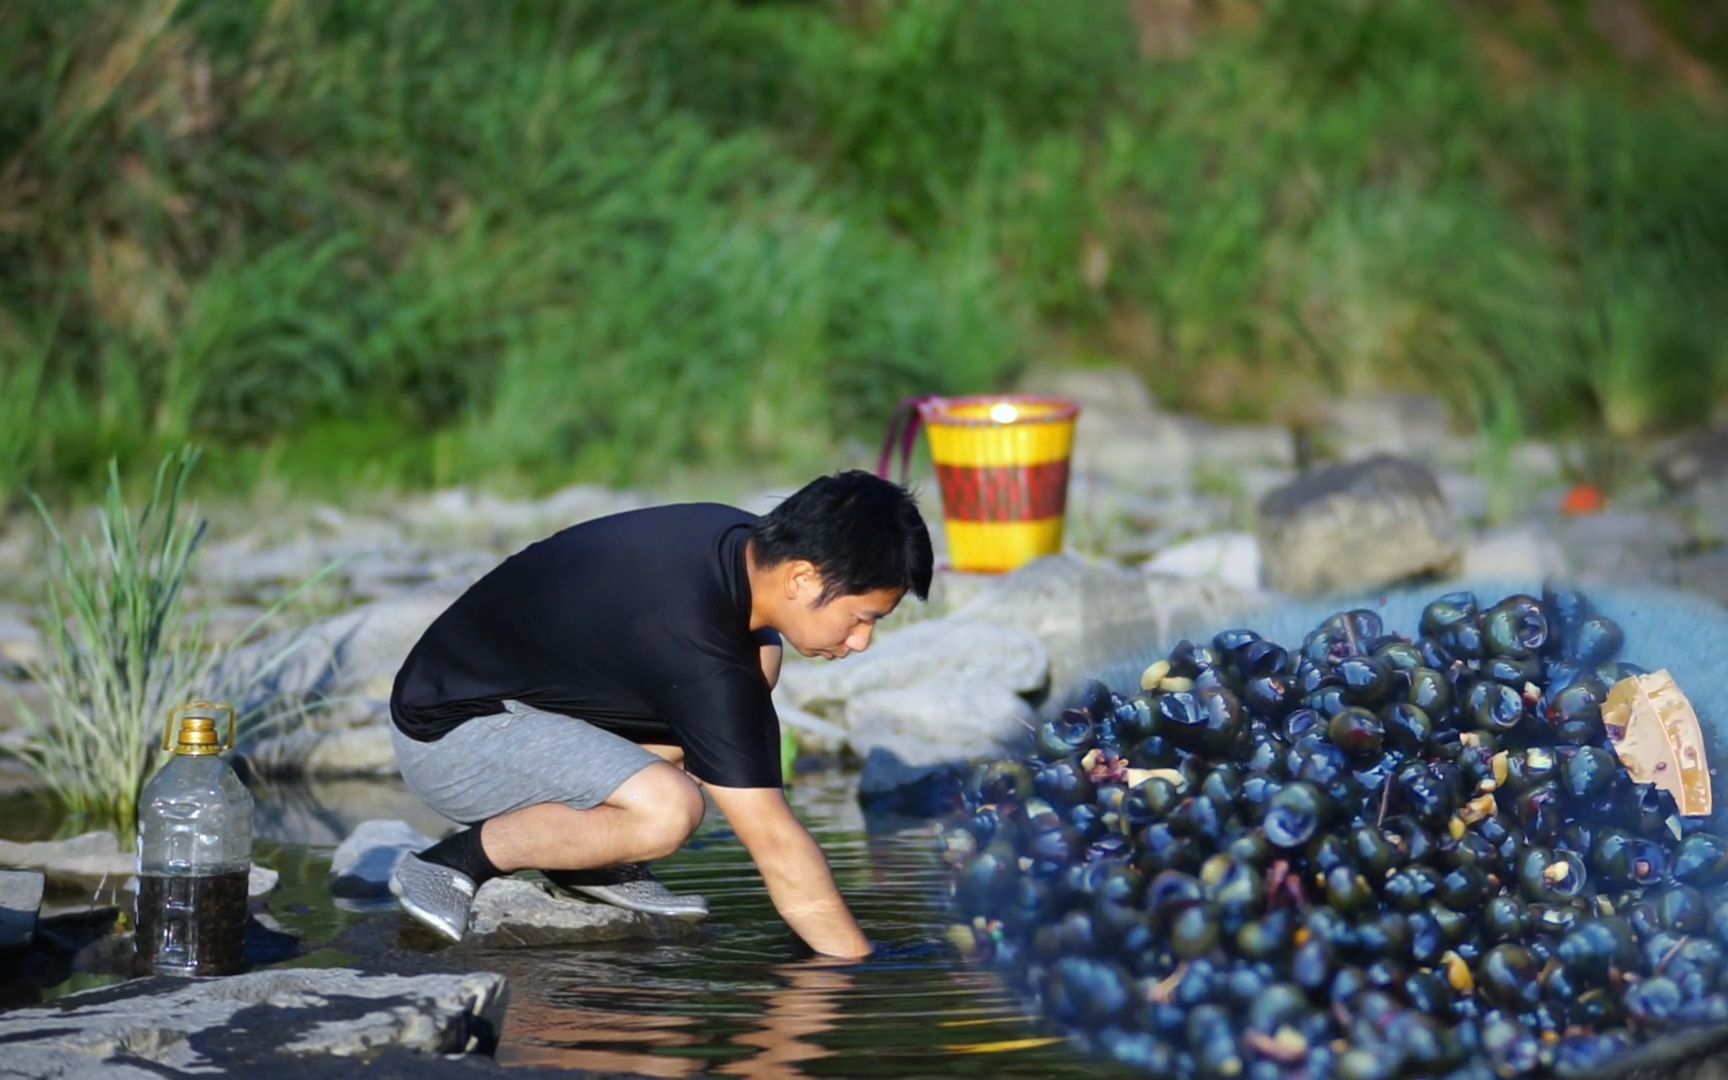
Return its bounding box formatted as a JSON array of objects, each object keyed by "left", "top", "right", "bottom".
[{"left": 785, "top": 560, "right": 822, "bottom": 601}]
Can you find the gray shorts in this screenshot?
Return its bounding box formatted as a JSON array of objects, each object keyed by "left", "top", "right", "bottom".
[{"left": 390, "top": 700, "right": 661, "bottom": 825}]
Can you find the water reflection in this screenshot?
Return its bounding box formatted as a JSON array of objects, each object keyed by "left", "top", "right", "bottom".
[{"left": 503, "top": 958, "right": 851, "bottom": 1078}]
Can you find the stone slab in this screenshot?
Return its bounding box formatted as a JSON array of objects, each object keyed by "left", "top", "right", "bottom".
[{"left": 0, "top": 967, "right": 508, "bottom": 1076}]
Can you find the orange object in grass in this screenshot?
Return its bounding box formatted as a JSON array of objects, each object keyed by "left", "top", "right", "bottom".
[{"left": 1560, "top": 484, "right": 1605, "bottom": 516}]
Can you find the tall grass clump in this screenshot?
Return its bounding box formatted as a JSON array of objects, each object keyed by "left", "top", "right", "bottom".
[{"left": 6, "top": 448, "right": 319, "bottom": 831}]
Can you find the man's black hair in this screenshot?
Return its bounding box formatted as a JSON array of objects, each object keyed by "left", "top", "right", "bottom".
[{"left": 752, "top": 470, "right": 933, "bottom": 604}]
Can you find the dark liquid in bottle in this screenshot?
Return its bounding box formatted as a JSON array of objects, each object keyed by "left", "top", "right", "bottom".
[{"left": 135, "top": 870, "right": 249, "bottom": 976}]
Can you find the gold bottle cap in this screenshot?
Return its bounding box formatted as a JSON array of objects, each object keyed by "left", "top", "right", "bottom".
[
  {"left": 175, "top": 716, "right": 220, "bottom": 755},
  {"left": 163, "top": 701, "right": 236, "bottom": 756}
]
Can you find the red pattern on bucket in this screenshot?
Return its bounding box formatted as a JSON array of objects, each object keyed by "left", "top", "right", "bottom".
[{"left": 935, "top": 461, "right": 1071, "bottom": 522}]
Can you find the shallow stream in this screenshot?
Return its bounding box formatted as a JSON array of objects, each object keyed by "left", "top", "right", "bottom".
[{"left": 8, "top": 771, "right": 1130, "bottom": 1078}]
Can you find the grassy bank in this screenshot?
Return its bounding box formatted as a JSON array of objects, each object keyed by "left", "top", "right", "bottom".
[{"left": 2, "top": 0, "right": 1725, "bottom": 505}]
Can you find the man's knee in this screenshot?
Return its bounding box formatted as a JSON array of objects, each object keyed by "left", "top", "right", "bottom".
[{"left": 619, "top": 763, "right": 705, "bottom": 859}]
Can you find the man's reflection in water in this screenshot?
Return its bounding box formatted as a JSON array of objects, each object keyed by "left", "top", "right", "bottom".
[
  {"left": 499, "top": 986, "right": 704, "bottom": 1077},
  {"left": 719, "top": 958, "right": 850, "bottom": 1079},
  {"left": 497, "top": 958, "right": 851, "bottom": 1079}
]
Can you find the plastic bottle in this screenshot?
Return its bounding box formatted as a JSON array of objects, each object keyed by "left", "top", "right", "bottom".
[{"left": 135, "top": 701, "right": 253, "bottom": 976}]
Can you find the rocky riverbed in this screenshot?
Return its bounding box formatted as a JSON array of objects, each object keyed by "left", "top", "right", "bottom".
[{"left": 5, "top": 367, "right": 1728, "bottom": 1073}]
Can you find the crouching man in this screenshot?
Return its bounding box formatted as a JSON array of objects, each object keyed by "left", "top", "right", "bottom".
[{"left": 386, "top": 470, "right": 932, "bottom": 958}]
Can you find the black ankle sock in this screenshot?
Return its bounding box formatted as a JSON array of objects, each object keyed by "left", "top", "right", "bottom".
[{"left": 417, "top": 824, "right": 502, "bottom": 886}]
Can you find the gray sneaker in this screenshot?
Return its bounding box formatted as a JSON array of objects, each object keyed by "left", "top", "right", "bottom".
[
  {"left": 544, "top": 863, "right": 708, "bottom": 920},
  {"left": 389, "top": 852, "right": 476, "bottom": 943}
]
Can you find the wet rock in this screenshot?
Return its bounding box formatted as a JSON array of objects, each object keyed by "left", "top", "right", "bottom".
[
  {"left": 249, "top": 864, "right": 280, "bottom": 898},
  {"left": 244, "top": 713, "right": 398, "bottom": 778},
  {"left": 0, "top": 831, "right": 134, "bottom": 883},
  {"left": 0, "top": 868, "right": 45, "bottom": 950},
  {"left": 1257, "top": 455, "right": 1462, "bottom": 596},
  {"left": 330, "top": 820, "right": 436, "bottom": 899},
  {"left": 1142, "top": 531, "right": 1262, "bottom": 592},
  {"left": 0, "top": 967, "right": 508, "bottom": 1076},
  {"left": 777, "top": 618, "right": 1049, "bottom": 720},
  {"left": 856, "top": 747, "right": 965, "bottom": 818},
  {"left": 845, "top": 682, "right": 1033, "bottom": 769},
  {"left": 465, "top": 877, "right": 701, "bottom": 947}
]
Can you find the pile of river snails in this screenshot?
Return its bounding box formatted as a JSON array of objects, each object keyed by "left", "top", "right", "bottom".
[{"left": 943, "top": 586, "right": 1728, "bottom": 1079}]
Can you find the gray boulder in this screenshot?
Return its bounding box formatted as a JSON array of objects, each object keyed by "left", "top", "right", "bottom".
[
  {"left": 0, "top": 831, "right": 134, "bottom": 883},
  {"left": 949, "top": 554, "right": 1259, "bottom": 696},
  {"left": 0, "top": 868, "right": 45, "bottom": 950},
  {"left": 244, "top": 714, "right": 399, "bottom": 778},
  {"left": 845, "top": 682, "right": 1033, "bottom": 768},
  {"left": 1257, "top": 455, "right": 1462, "bottom": 597},
  {"left": 223, "top": 588, "right": 464, "bottom": 730},
  {"left": 463, "top": 876, "right": 701, "bottom": 947},
  {"left": 330, "top": 819, "right": 436, "bottom": 899},
  {"left": 253, "top": 776, "right": 455, "bottom": 848},
  {"left": 0, "top": 967, "right": 507, "bottom": 1077},
  {"left": 777, "top": 618, "right": 1049, "bottom": 720}
]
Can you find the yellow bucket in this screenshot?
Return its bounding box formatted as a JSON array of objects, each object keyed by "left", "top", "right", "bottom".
[{"left": 879, "top": 395, "right": 1080, "bottom": 574}]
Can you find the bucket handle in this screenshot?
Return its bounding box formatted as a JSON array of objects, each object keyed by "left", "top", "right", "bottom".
[{"left": 875, "top": 395, "right": 934, "bottom": 485}]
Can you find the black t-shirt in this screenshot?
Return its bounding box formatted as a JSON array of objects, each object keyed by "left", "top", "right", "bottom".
[{"left": 390, "top": 503, "right": 782, "bottom": 789}]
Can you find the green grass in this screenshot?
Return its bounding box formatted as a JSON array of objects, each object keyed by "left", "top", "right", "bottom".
[{"left": 1, "top": 0, "right": 1725, "bottom": 505}]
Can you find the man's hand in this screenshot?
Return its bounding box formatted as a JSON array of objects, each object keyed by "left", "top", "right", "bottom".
[{"left": 706, "top": 784, "right": 871, "bottom": 959}]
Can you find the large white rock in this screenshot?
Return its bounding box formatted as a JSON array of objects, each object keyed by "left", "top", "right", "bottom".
[
  {"left": 329, "top": 819, "right": 436, "bottom": 899},
  {"left": 776, "top": 618, "right": 1049, "bottom": 719},
  {"left": 0, "top": 831, "right": 134, "bottom": 882},
  {"left": 0, "top": 967, "right": 508, "bottom": 1076}
]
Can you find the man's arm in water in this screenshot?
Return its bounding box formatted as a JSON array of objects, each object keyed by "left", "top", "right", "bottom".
[{"left": 706, "top": 783, "right": 871, "bottom": 959}]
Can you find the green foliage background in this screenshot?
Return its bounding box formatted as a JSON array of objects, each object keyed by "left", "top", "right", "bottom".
[{"left": 2, "top": 0, "right": 1726, "bottom": 503}]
